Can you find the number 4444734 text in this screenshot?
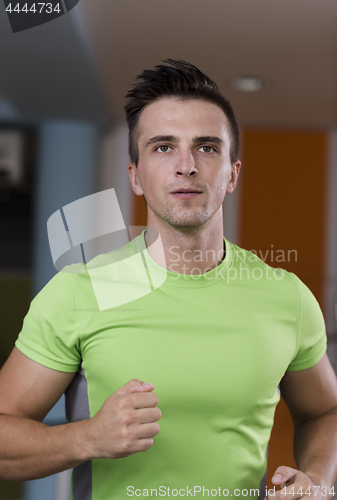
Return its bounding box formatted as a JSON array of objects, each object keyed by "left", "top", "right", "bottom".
[{"left": 5, "top": 3, "right": 61, "bottom": 14}]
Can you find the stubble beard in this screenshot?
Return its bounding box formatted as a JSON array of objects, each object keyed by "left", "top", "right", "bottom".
[{"left": 156, "top": 201, "right": 211, "bottom": 232}]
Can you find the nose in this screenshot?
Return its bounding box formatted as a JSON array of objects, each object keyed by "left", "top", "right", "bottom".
[{"left": 175, "top": 149, "right": 198, "bottom": 177}]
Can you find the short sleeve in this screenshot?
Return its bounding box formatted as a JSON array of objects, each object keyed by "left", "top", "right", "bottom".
[
  {"left": 15, "top": 270, "right": 81, "bottom": 373},
  {"left": 287, "top": 273, "right": 327, "bottom": 371}
]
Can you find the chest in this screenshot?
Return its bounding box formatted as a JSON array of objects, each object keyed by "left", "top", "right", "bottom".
[{"left": 79, "top": 283, "right": 298, "bottom": 418}]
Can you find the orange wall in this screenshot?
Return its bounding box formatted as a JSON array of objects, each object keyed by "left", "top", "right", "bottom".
[
  {"left": 239, "top": 129, "right": 327, "bottom": 301},
  {"left": 132, "top": 193, "right": 147, "bottom": 227},
  {"left": 239, "top": 129, "right": 327, "bottom": 488}
]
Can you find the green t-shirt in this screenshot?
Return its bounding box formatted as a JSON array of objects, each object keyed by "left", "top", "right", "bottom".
[{"left": 15, "top": 230, "right": 327, "bottom": 500}]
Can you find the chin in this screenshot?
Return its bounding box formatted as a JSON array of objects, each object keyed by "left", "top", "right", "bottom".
[{"left": 167, "top": 216, "right": 209, "bottom": 230}]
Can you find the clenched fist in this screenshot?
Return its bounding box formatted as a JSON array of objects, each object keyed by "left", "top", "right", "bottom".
[{"left": 86, "top": 379, "right": 161, "bottom": 459}]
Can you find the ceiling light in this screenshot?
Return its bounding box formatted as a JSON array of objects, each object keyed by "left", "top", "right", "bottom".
[{"left": 230, "top": 76, "right": 271, "bottom": 92}]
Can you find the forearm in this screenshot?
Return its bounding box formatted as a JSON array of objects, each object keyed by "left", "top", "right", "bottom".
[
  {"left": 293, "top": 408, "right": 337, "bottom": 490},
  {"left": 0, "top": 414, "right": 94, "bottom": 481}
]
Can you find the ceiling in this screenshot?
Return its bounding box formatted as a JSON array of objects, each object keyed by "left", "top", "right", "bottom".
[
  {"left": 0, "top": 2, "right": 109, "bottom": 125},
  {"left": 79, "top": 0, "right": 337, "bottom": 128}
]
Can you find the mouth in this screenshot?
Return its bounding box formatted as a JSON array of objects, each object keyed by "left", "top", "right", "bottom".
[
  {"left": 171, "top": 188, "right": 203, "bottom": 194},
  {"left": 170, "top": 189, "right": 203, "bottom": 199}
]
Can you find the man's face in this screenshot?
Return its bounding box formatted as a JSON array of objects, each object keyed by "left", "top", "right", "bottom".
[{"left": 128, "top": 97, "right": 241, "bottom": 232}]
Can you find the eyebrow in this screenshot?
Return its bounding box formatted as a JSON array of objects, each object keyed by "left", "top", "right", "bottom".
[
  {"left": 145, "top": 135, "right": 178, "bottom": 147},
  {"left": 145, "top": 135, "right": 224, "bottom": 148},
  {"left": 194, "top": 136, "right": 224, "bottom": 147}
]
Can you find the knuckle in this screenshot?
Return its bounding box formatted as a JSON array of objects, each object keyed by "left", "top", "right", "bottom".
[
  {"left": 120, "top": 426, "right": 132, "bottom": 441},
  {"left": 120, "top": 439, "right": 133, "bottom": 454},
  {"left": 120, "top": 412, "right": 133, "bottom": 427},
  {"left": 117, "top": 397, "right": 129, "bottom": 410}
]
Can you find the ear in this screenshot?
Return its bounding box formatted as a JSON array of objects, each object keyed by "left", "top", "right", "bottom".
[
  {"left": 127, "top": 162, "right": 144, "bottom": 196},
  {"left": 226, "top": 160, "right": 241, "bottom": 194}
]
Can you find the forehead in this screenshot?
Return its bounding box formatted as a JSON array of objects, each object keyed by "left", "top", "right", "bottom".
[{"left": 137, "top": 97, "right": 231, "bottom": 145}]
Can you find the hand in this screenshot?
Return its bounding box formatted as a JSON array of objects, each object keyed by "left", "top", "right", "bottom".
[
  {"left": 87, "top": 379, "right": 161, "bottom": 459},
  {"left": 270, "top": 466, "right": 326, "bottom": 500}
]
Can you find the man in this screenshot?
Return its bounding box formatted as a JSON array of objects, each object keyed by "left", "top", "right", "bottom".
[{"left": 0, "top": 59, "right": 337, "bottom": 500}]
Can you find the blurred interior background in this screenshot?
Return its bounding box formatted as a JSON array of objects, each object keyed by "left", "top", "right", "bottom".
[{"left": 0, "top": 0, "right": 337, "bottom": 498}]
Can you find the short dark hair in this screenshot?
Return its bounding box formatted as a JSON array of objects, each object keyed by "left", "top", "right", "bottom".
[{"left": 124, "top": 59, "right": 239, "bottom": 166}]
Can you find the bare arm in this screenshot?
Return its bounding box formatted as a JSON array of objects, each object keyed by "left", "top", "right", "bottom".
[
  {"left": 272, "top": 353, "right": 337, "bottom": 498},
  {"left": 0, "top": 347, "right": 82, "bottom": 481},
  {"left": 0, "top": 347, "right": 161, "bottom": 481}
]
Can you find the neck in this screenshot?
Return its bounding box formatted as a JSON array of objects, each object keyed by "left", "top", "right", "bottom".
[{"left": 144, "top": 220, "right": 225, "bottom": 276}]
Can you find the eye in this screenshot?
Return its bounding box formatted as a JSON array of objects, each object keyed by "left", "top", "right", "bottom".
[
  {"left": 199, "top": 145, "right": 216, "bottom": 153},
  {"left": 155, "top": 145, "right": 172, "bottom": 153}
]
